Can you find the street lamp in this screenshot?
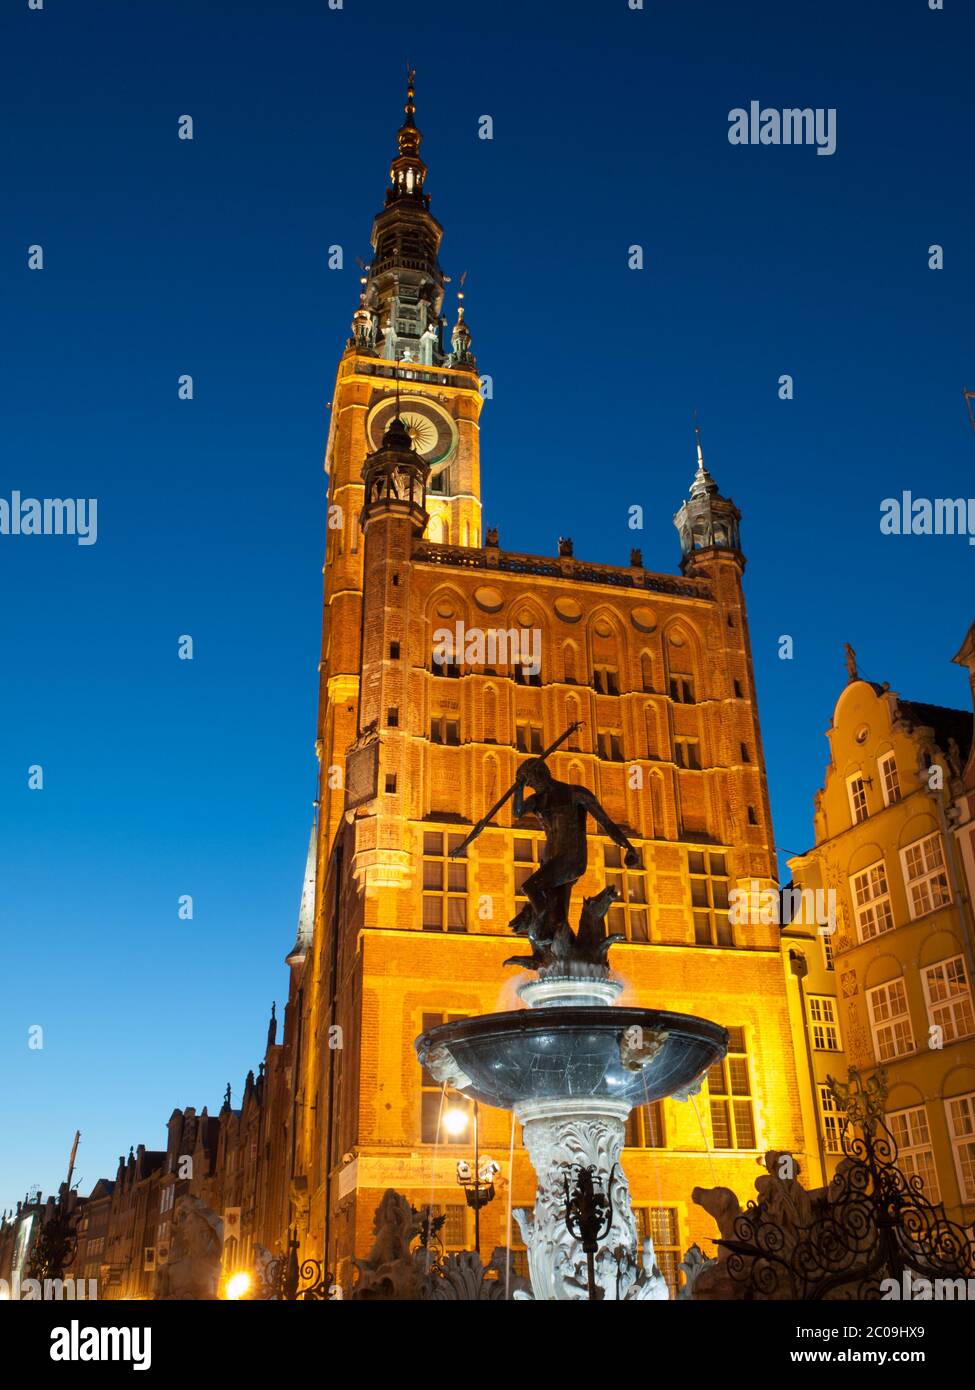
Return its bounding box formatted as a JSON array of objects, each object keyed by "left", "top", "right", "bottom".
[{"left": 444, "top": 1100, "right": 498, "bottom": 1257}]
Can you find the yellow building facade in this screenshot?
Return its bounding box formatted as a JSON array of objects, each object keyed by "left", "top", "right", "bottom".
[
  {"left": 283, "top": 76, "right": 815, "bottom": 1291},
  {"left": 788, "top": 657, "right": 975, "bottom": 1228}
]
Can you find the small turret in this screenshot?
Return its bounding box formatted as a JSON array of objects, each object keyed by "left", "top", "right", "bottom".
[
  {"left": 673, "top": 425, "right": 742, "bottom": 572},
  {"left": 360, "top": 410, "right": 430, "bottom": 532}
]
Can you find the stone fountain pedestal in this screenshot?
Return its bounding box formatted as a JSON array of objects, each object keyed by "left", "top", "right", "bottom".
[{"left": 416, "top": 965, "right": 727, "bottom": 1302}]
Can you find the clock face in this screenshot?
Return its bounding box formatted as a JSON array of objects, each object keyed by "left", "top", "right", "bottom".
[{"left": 366, "top": 395, "right": 458, "bottom": 473}]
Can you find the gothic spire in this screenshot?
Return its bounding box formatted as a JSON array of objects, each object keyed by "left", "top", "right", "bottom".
[
  {"left": 285, "top": 824, "right": 317, "bottom": 967},
  {"left": 358, "top": 70, "right": 447, "bottom": 366},
  {"left": 387, "top": 66, "right": 428, "bottom": 208}
]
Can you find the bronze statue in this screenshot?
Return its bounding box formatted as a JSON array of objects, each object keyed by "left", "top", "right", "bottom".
[{"left": 455, "top": 726, "right": 639, "bottom": 971}]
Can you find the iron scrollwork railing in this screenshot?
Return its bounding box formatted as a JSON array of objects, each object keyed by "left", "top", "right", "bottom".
[
  {"left": 260, "top": 1228, "right": 334, "bottom": 1301},
  {"left": 718, "top": 1069, "right": 975, "bottom": 1299}
]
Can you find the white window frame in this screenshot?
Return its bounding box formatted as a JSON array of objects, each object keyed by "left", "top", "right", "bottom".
[
  {"left": 808, "top": 995, "right": 841, "bottom": 1051},
  {"left": 886, "top": 1105, "right": 940, "bottom": 1201},
  {"left": 945, "top": 1093, "right": 975, "bottom": 1202},
  {"left": 922, "top": 955, "right": 975, "bottom": 1045},
  {"left": 867, "top": 977, "right": 915, "bottom": 1062},
  {"left": 819, "top": 1085, "right": 844, "bottom": 1155},
  {"left": 899, "top": 832, "right": 951, "bottom": 920},
  {"left": 846, "top": 773, "right": 869, "bottom": 825},
  {"left": 878, "top": 751, "right": 901, "bottom": 807},
  {"left": 849, "top": 859, "right": 894, "bottom": 943}
]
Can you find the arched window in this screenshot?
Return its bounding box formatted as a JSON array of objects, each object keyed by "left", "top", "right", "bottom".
[
  {"left": 591, "top": 619, "right": 621, "bottom": 695},
  {"left": 640, "top": 652, "right": 654, "bottom": 692},
  {"left": 564, "top": 643, "right": 578, "bottom": 685}
]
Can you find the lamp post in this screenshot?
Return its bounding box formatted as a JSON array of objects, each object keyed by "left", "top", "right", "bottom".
[
  {"left": 563, "top": 1163, "right": 616, "bottom": 1300},
  {"left": 444, "top": 1100, "right": 498, "bottom": 1257}
]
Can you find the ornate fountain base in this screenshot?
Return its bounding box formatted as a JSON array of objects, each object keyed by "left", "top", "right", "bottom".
[
  {"left": 514, "top": 1095, "right": 668, "bottom": 1301},
  {"left": 415, "top": 965, "right": 727, "bottom": 1302}
]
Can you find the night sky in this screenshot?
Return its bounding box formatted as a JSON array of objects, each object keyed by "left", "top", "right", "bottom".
[{"left": 2, "top": 0, "right": 972, "bottom": 1207}]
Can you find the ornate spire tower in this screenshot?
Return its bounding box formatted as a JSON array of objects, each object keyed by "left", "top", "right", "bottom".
[{"left": 673, "top": 425, "right": 743, "bottom": 573}]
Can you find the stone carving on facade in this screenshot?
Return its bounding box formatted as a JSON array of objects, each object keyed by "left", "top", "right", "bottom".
[
  {"left": 154, "top": 1196, "right": 223, "bottom": 1301},
  {"left": 349, "top": 1190, "right": 528, "bottom": 1300}
]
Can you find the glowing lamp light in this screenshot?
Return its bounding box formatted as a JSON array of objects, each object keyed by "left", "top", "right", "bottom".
[
  {"left": 225, "top": 1271, "right": 251, "bottom": 1301},
  {"left": 442, "top": 1108, "right": 469, "bottom": 1137}
]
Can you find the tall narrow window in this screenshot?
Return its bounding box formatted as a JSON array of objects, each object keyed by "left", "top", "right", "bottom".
[
  {"left": 422, "top": 832, "right": 468, "bottom": 932},
  {"left": 689, "top": 851, "right": 732, "bottom": 946},
  {"left": 808, "top": 995, "right": 841, "bottom": 1050},
  {"left": 867, "top": 978, "right": 915, "bottom": 1061},
  {"left": 640, "top": 653, "right": 654, "bottom": 692},
  {"left": 878, "top": 751, "right": 901, "bottom": 806},
  {"left": 922, "top": 956, "right": 975, "bottom": 1043},
  {"left": 887, "top": 1106, "right": 939, "bottom": 1199},
  {"left": 945, "top": 1093, "right": 975, "bottom": 1201},
  {"left": 847, "top": 774, "right": 868, "bottom": 825},
  {"left": 819, "top": 1085, "right": 844, "bottom": 1155},
  {"left": 597, "top": 729, "right": 624, "bottom": 761},
  {"left": 430, "top": 716, "right": 460, "bottom": 745},
  {"left": 420, "top": 1012, "right": 469, "bottom": 1139},
  {"left": 900, "top": 832, "right": 950, "bottom": 919},
  {"left": 593, "top": 665, "right": 620, "bottom": 696},
  {"left": 563, "top": 645, "right": 578, "bottom": 685},
  {"left": 850, "top": 860, "right": 894, "bottom": 942},
  {"left": 604, "top": 844, "right": 648, "bottom": 941},
  {"left": 634, "top": 1208, "right": 681, "bottom": 1296},
  {"left": 430, "top": 1203, "right": 469, "bottom": 1249},
  {"left": 513, "top": 836, "right": 542, "bottom": 907},
  {"left": 674, "top": 738, "right": 701, "bottom": 770},
  {"left": 707, "top": 1027, "right": 755, "bottom": 1149},
  {"left": 625, "top": 1101, "right": 665, "bottom": 1148},
  {"left": 516, "top": 721, "right": 543, "bottom": 754}
]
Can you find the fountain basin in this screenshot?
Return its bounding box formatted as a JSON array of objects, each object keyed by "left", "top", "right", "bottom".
[{"left": 415, "top": 1007, "right": 728, "bottom": 1112}]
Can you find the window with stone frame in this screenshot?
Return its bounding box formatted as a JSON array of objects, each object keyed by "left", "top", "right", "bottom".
[
  {"left": 922, "top": 955, "right": 975, "bottom": 1044},
  {"left": 849, "top": 859, "right": 894, "bottom": 942},
  {"left": 707, "top": 1026, "right": 755, "bottom": 1149},
  {"left": 430, "top": 1203, "right": 470, "bottom": 1250},
  {"left": 867, "top": 977, "right": 915, "bottom": 1061},
  {"left": 596, "top": 729, "right": 624, "bottom": 762},
  {"left": 808, "top": 995, "right": 841, "bottom": 1051},
  {"left": 819, "top": 1085, "right": 845, "bottom": 1155},
  {"left": 878, "top": 750, "right": 901, "bottom": 806},
  {"left": 422, "top": 831, "right": 468, "bottom": 932},
  {"left": 515, "top": 721, "right": 543, "bottom": 754},
  {"left": 900, "top": 832, "right": 951, "bottom": 920},
  {"left": 945, "top": 1092, "right": 975, "bottom": 1202},
  {"left": 513, "top": 836, "right": 542, "bottom": 910},
  {"left": 846, "top": 773, "right": 869, "bottom": 825},
  {"left": 593, "top": 664, "right": 620, "bottom": 696},
  {"left": 430, "top": 715, "right": 460, "bottom": 745},
  {"left": 688, "top": 850, "right": 732, "bottom": 946},
  {"left": 603, "top": 842, "right": 649, "bottom": 941},
  {"left": 634, "top": 1207, "right": 681, "bottom": 1296},
  {"left": 674, "top": 737, "right": 702, "bottom": 770},
  {"left": 886, "top": 1105, "right": 940, "bottom": 1201}
]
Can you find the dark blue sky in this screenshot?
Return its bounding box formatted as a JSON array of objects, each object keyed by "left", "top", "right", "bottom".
[{"left": 2, "top": 0, "right": 972, "bottom": 1207}]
